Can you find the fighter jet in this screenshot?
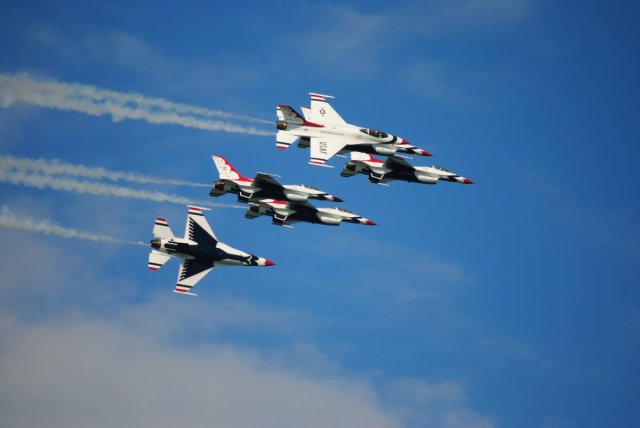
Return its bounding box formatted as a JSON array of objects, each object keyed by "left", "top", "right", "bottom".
[
  {"left": 148, "top": 205, "right": 275, "bottom": 296},
  {"left": 244, "top": 199, "right": 376, "bottom": 227},
  {"left": 209, "top": 155, "right": 343, "bottom": 203},
  {"left": 341, "top": 152, "right": 475, "bottom": 186},
  {"left": 276, "top": 93, "right": 431, "bottom": 167}
]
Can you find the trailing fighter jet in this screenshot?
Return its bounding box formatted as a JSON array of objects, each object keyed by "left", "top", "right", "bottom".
[
  {"left": 341, "top": 152, "right": 474, "bottom": 186},
  {"left": 148, "top": 205, "right": 275, "bottom": 296},
  {"left": 244, "top": 199, "right": 376, "bottom": 227},
  {"left": 276, "top": 93, "right": 431, "bottom": 167},
  {"left": 209, "top": 155, "right": 343, "bottom": 203}
]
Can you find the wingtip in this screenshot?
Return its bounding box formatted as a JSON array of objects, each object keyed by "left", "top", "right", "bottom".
[
  {"left": 173, "top": 290, "right": 198, "bottom": 297},
  {"left": 188, "top": 205, "right": 212, "bottom": 211}
]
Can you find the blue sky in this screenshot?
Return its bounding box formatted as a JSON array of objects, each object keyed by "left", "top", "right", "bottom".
[{"left": 1, "top": 1, "right": 639, "bottom": 427}]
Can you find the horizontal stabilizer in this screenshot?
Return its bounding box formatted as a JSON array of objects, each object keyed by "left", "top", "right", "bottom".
[
  {"left": 148, "top": 249, "right": 171, "bottom": 271},
  {"left": 276, "top": 131, "right": 299, "bottom": 149},
  {"left": 153, "top": 218, "right": 174, "bottom": 239}
]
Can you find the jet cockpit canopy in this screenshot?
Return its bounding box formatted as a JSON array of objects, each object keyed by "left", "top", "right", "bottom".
[{"left": 359, "top": 128, "right": 389, "bottom": 139}]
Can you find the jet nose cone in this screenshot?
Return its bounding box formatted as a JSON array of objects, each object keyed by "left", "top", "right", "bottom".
[
  {"left": 365, "top": 219, "right": 377, "bottom": 226},
  {"left": 419, "top": 149, "right": 432, "bottom": 156},
  {"left": 264, "top": 259, "right": 276, "bottom": 267},
  {"left": 332, "top": 196, "right": 344, "bottom": 203},
  {"left": 463, "top": 178, "right": 475, "bottom": 184}
]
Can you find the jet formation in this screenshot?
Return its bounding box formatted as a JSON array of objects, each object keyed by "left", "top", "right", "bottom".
[
  {"left": 209, "top": 155, "right": 375, "bottom": 228},
  {"left": 148, "top": 92, "right": 473, "bottom": 294},
  {"left": 209, "top": 155, "right": 343, "bottom": 203}
]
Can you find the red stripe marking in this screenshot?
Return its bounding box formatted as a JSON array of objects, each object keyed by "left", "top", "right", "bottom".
[{"left": 303, "top": 120, "right": 324, "bottom": 128}]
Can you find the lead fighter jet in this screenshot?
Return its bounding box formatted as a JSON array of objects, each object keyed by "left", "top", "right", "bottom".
[
  {"left": 341, "top": 152, "right": 475, "bottom": 185},
  {"left": 244, "top": 199, "right": 376, "bottom": 227},
  {"left": 276, "top": 93, "right": 431, "bottom": 167},
  {"left": 209, "top": 155, "right": 343, "bottom": 203},
  {"left": 148, "top": 205, "right": 275, "bottom": 296}
]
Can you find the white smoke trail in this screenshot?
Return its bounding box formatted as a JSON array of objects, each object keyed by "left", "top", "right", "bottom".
[
  {"left": 0, "top": 154, "right": 210, "bottom": 188},
  {"left": 0, "top": 169, "right": 243, "bottom": 209},
  {"left": 0, "top": 205, "right": 145, "bottom": 245},
  {"left": 0, "top": 73, "right": 274, "bottom": 136}
]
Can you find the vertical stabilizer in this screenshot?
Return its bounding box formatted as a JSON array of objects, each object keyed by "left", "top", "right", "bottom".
[{"left": 212, "top": 156, "right": 248, "bottom": 181}]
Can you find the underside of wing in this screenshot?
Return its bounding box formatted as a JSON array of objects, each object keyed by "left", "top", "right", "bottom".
[
  {"left": 253, "top": 173, "right": 283, "bottom": 191},
  {"left": 175, "top": 259, "right": 214, "bottom": 295},
  {"left": 309, "top": 93, "right": 347, "bottom": 126},
  {"left": 309, "top": 137, "right": 346, "bottom": 166},
  {"left": 184, "top": 206, "right": 218, "bottom": 246},
  {"left": 289, "top": 200, "right": 317, "bottom": 213},
  {"left": 384, "top": 155, "right": 416, "bottom": 173}
]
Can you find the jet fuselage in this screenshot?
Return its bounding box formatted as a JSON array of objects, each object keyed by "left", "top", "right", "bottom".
[{"left": 150, "top": 238, "right": 263, "bottom": 267}]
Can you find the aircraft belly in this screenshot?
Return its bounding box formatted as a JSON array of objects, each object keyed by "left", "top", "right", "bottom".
[
  {"left": 253, "top": 188, "right": 285, "bottom": 201},
  {"left": 177, "top": 245, "right": 230, "bottom": 266},
  {"left": 289, "top": 210, "right": 320, "bottom": 224},
  {"left": 388, "top": 170, "right": 420, "bottom": 183}
]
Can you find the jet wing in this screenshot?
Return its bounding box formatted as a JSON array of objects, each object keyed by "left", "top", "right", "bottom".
[
  {"left": 175, "top": 259, "right": 214, "bottom": 295},
  {"left": 289, "top": 200, "right": 318, "bottom": 213},
  {"left": 309, "top": 137, "right": 346, "bottom": 167},
  {"left": 184, "top": 206, "right": 218, "bottom": 246},
  {"left": 309, "top": 93, "right": 347, "bottom": 126},
  {"left": 253, "top": 173, "right": 284, "bottom": 192},
  {"left": 384, "top": 155, "right": 416, "bottom": 173}
]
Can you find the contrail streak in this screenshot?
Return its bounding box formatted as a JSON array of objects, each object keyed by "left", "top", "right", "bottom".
[
  {"left": 0, "top": 154, "right": 211, "bottom": 188},
  {"left": 0, "top": 73, "right": 274, "bottom": 136},
  {"left": 0, "top": 206, "right": 145, "bottom": 245},
  {"left": 0, "top": 169, "right": 243, "bottom": 209}
]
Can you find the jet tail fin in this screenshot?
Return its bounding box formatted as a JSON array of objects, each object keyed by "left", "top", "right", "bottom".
[
  {"left": 153, "top": 217, "right": 174, "bottom": 239},
  {"left": 212, "top": 155, "right": 249, "bottom": 181},
  {"left": 277, "top": 105, "right": 305, "bottom": 125}
]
